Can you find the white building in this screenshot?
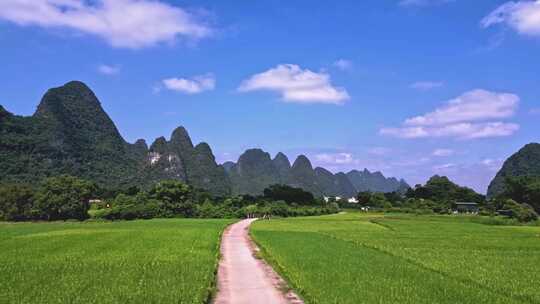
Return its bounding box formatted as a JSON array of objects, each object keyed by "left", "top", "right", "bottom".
[
  {"left": 323, "top": 196, "right": 342, "bottom": 203},
  {"left": 348, "top": 197, "right": 359, "bottom": 204}
]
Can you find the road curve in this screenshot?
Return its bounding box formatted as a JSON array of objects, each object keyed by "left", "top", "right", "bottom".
[{"left": 213, "top": 219, "right": 302, "bottom": 304}]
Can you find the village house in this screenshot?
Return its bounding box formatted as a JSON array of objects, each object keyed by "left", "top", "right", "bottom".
[{"left": 453, "top": 202, "right": 479, "bottom": 214}]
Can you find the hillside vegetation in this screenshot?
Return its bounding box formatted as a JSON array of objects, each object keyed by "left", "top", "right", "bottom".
[
  {"left": 488, "top": 143, "right": 540, "bottom": 198},
  {"left": 0, "top": 81, "right": 408, "bottom": 197}
]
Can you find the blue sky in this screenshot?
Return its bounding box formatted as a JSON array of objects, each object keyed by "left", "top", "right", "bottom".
[{"left": 1, "top": 0, "right": 539, "bottom": 193}]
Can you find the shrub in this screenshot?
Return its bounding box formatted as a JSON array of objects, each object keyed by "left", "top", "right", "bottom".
[
  {"left": 102, "top": 192, "right": 160, "bottom": 220},
  {"left": 502, "top": 199, "right": 538, "bottom": 223},
  {"left": 104, "top": 203, "right": 160, "bottom": 220},
  {"left": 0, "top": 184, "right": 36, "bottom": 221},
  {"left": 269, "top": 201, "right": 289, "bottom": 217}
]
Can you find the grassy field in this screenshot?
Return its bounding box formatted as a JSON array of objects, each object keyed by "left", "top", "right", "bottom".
[
  {"left": 251, "top": 212, "right": 540, "bottom": 304},
  {"left": 0, "top": 219, "right": 234, "bottom": 304}
]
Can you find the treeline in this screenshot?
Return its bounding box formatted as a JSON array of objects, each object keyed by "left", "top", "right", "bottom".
[
  {"left": 0, "top": 176, "right": 338, "bottom": 222},
  {"left": 489, "top": 176, "right": 539, "bottom": 222},
  {"left": 337, "top": 175, "right": 538, "bottom": 223},
  {"left": 336, "top": 175, "right": 485, "bottom": 212}
]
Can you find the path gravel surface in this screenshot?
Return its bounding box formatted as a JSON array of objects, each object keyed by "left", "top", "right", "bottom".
[{"left": 213, "top": 219, "right": 302, "bottom": 304}]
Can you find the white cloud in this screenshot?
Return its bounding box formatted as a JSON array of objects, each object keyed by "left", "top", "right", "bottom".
[
  {"left": 399, "top": 0, "right": 454, "bottom": 7},
  {"left": 238, "top": 64, "right": 350, "bottom": 105},
  {"left": 315, "top": 153, "right": 356, "bottom": 165},
  {"left": 433, "top": 149, "right": 454, "bottom": 157},
  {"left": 98, "top": 64, "right": 120, "bottom": 75},
  {"left": 0, "top": 0, "right": 212, "bottom": 49},
  {"left": 482, "top": 1, "right": 540, "bottom": 37},
  {"left": 405, "top": 89, "right": 519, "bottom": 126},
  {"left": 162, "top": 74, "right": 215, "bottom": 94},
  {"left": 381, "top": 122, "right": 520, "bottom": 139},
  {"left": 480, "top": 158, "right": 505, "bottom": 171},
  {"left": 433, "top": 163, "right": 456, "bottom": 170},
  {"left": 333, "top": 59, "right": 353, "bottom": 71},
  {"left": 410, "top": 81, "right": 444, "bottom": 91},
  {"left": 380, "top": 89, "right": 520, "bottom": 140},
  {"left": 530, "top": 108, "right": 540, "bottom": 114}
]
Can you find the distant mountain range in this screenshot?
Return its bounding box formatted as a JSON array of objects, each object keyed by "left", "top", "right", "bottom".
[
  {"left": 224, "top": 149, "right": 409, "bottom": 197},
  {"left": 0, "top": 81, "right": 409, "bottom": 197}
]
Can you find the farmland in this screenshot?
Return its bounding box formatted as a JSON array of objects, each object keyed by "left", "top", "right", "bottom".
[
  {"left": 0, "top": 219, "right": 233, "bottom": 304},
  {"left": 251, "top": 213, "right": 540, "bottom": 304}
]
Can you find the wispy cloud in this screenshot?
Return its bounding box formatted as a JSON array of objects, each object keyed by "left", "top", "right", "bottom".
[
  {"left": 480, "top": 158, "right": 505, "bottom": 171},
  {"left": 482, "top": 1, "right": 540, "bottom": 37},
  {"left": 0, "top": 0, "right": 213, "bottom": 49},
  {"left": 410, "top": 81, "right": 444, "bottom": 91},
  {"left": 432, "top": 149, "right": 454, "bottom": 157},
  {"left": 315, "top": 153, "right": 356, "bottom": 165},
  {"left": 333, "top": 59, "right": 353, "bottom": 71},
  {"left": 238, "top": 64, "right": 350, "bottom": 104},
  {"left": 433, "top": 163, "right": 456, "bottom": 170},
  {"left": 404, "top": 89, "right": 518, "bottom": 126},
  {"left": 98, "top": 64, "right": 120, "bottom": 75},
  {"left": 381, "top": 123, "right": 520, "bottom": 139},
  {"left": 380, "top": 89, "right": 520, "bottom": 139},
  {"left": 162, "top": 74, "right": 215, "bottom": 94},
  {"left": 429, "top": 159, "right": 505, "bottom": 193}
]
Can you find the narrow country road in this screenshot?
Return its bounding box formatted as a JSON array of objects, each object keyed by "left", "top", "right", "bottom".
[{"left": 213, "top": 219, "right": 302, "bottom": 304}]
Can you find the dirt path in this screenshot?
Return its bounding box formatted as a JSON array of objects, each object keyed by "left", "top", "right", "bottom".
[{"left": 213, "top": 219, "right": 303, "bottom": 304}]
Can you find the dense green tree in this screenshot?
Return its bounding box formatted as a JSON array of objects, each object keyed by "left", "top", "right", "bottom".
[
  {"left": 149, "top": 180, "right": 195, "bottom": 217},
  {"left": 370, "top": 192, "right": 392, "bottom": 208},
  {"left": 501, "top": 199, "right": 538, "bottom": 223},
  {"left": 104, "top": 192, "right": 160, "bottom": 220},
  {"left": 407, "top": 176, "right": 484, "bottom": 204},
  {"left": 268, "top": 200, "right": 290, "bottom": 217},
  {"left": 384, "top": 192, "right": 403, "bottom": 206},
  {"left": 356, "top": 191, "right": 372, "bottom": 207},
  {"left": 34, "top": 175, "right": 96, "bottom": 220},
  {"left": 0, "top": 184, "right": 35, "bottom": 221},
  {"left": 500, "top": 176, "right": 540, "bottom": 213},
  {"left": 263, "top": 184, "right": 315, "bottom": 205}
]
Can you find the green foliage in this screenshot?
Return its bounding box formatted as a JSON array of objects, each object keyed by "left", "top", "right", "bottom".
[
  {"left": 500, "top": 199, "right": 538, "bottom": 223},
  {"left": 488, "top": 143, "right": 540, "bottom": 198},
  {"left": 407, "top": 175, "right": 485, "bottom": 205},
  {"left": 102, "top": 192, "right": 160, "bottom": 220},
  {"left": 0, "top": 82, "right": 145, "bottom": 190},
  {"left": 34, "top": 175, "right": 96, "bottom": 221},
  {"left": 0, "top": 82, "right": 230, "bottom": 196},
  {"left": 149, "top": 180, "right": 195, "bottom": 217},
  {"left": 0, "top": 184, "right": 35, "bottom": 221},
  {"left": 196, "top": 200, "right": 228, "bottom": 219},
  {"left": 500, "top": 176, "right": 540, "bottom": 213},
  {"left": 263, "top": 184, "right": 315, "bottom": 205},
  {"left": 2, "top": 176, "right": 338, "bottom": 222},
  {"left": 350, "top": 191, "right": 393, "bottom": 209}
]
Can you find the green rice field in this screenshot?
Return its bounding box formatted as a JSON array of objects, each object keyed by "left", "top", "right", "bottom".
[
  {"left": 0, "top": 219, "right": 233, "bottom": 304},
  {"left": 251, "top": 212, "right": 540, "bottom": 304}
]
